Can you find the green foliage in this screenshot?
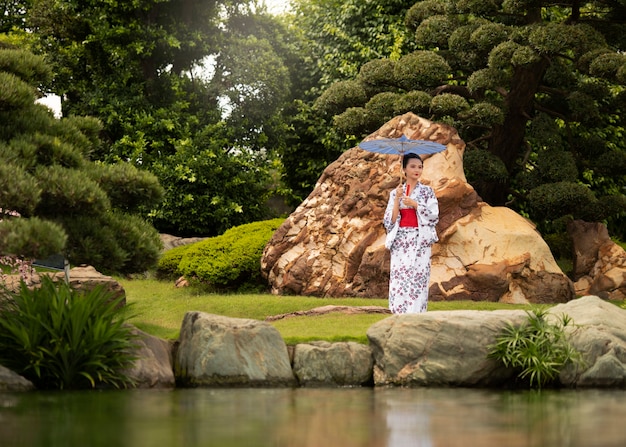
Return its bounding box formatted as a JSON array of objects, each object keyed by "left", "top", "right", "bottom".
[
  {"left": 527, "top": 181, "right": 598, "bottom": 221},
  {"left": 488, "top": 308, "right": 583, "bottom": 389},
  {"left": 0, "top": 216, "right": 67, "bottom": 258},
  {"left": 430, "top": 93, "right": 471, "bottom": 117},
  {"left": 279, "top": 100, "right": 344, "bottom": 205},
  {"left": 157, "top": 218, "right": 284, "bottom": 292},
  {"left": 0, "top": 161, "right": 41, "bottom": 215},
  {"left": 286, "top": 0, "right": 626, "bottom": 242},
  {"left": 394, "top": 51, "right": 451, "bottom": 90},
  {"left": 86, "top": 162, "right": 164, "bottom": 213},
  {"left": 292, "top": 0, "right": 417, "bottom": 87},
  {"left": 394, "top": 90, "right": 432, "bottom": 116},
  {"left": 365, "top": 92, "right": 403, "bottom": 125},
  {"left": 463, "top": 148, "right": 509, "bottom": 184},
  {"left": 34, "top": 165, "right": 111, "bottom": 217},
  {"left": 155, "top": 244, "right": 190, "bottom": 279},
  {"left": 59, "top": 211, "right": 162, "bottom": 275},
  {"left": 314, "top": 80, "right": 369, "bottom": 116},
  {"left": 19, "top": 2, "right": 298, "bottom": 237},
  {"left": 0, "top": 48, "right": 51, "bottom": 84},
  {"left": 0, "top": 277, "right": 137, "bottom": 389},
  {"left": 149, "top": 125, "right": 275, "bottom": 237},
  {"left": 333, "top": 107, "right": 371, "bottom": 136},
  {"left": 0, "top": 71, "right": 34, "bottom": 110},
  {"left": 0, "top": 46, "right": 164, "bottom": 273}
]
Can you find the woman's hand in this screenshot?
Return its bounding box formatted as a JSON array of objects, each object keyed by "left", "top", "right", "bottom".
[
  {"left": 402, "top": 197, "right": 417, "bottom": 208},
  {"left": 394, "top": 184, "right": 403, "bottom": 206}
]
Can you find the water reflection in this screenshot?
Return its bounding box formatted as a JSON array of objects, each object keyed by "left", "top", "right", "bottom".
[{"left": 1, "top": 387, "right": 625, "bottom": 447}]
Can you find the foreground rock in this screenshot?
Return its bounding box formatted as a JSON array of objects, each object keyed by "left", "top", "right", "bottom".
[
  {"left": 124, "top": 327, "right": 175, "bottom": 389},
  {"left": 292, "top": 341, "right": 373, "bottom": 387},
  {"left": 0, "top": 364, "right": 34, "bottom": 391},
  {"left": 3, "top": 296, "right": 626, "bottom": 390},
  {"left": 367, "top": 308, "right": 525, "bottom": 387},
  {"left": 261, "top": 112, "right": 573, "bottom": 303},
  {"left": 174, "top": 312, "right": 296, "bottom": 387},
  {"left": 367, "top": 296, "right": 626, "bottom": 388},
  {"left": 556, "top": 297, "right": 626, "bottom": 387}
]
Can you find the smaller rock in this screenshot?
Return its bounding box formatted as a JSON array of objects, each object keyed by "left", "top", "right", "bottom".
[
  {"left": 266, "top": 305, "right": 390, "bottom": 321},
  {"left": 160, "top": 234, "right": 206, "bottom": 251},
  {"left": 292, "top": 341, "right": 373, "bottom": 387},
  {"left": 570, "top": 220, "right": 626, "bottom": 300},
  {"left": 124, "top": 327, "right": 175, "bottom": 389},
  {"left": 0, "top": 364, "right": 35, "bottom": 391},
  {"left": 175, "top": 276, "right": 189, "bottom": 288},
  {"left": 51, "top": 265, "right": 126, "bottom": 306}
]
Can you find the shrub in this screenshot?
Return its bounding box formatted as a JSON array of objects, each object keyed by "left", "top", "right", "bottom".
[
  {"left": 158, "top": 218, "right": 284, "bottom": 292},
  {"left": 156, "top": 243, "right": 192, "bottom": 279},
  {"left": 488, "top": 308, "right": 583, "bottom": 389},
  {"left": 0, "top": 277, "right": 137, "bottom": 390}
]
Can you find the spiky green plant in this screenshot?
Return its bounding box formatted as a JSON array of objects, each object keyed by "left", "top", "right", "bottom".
[
  {"left": 0, "top": 276, "right": 137, "bottom": 389},
  {"left": 488, "top": 307, "right": 583, "bottom": 389}
]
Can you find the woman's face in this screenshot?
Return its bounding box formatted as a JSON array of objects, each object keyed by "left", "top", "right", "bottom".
[{"left": 404, "top": 158, "right": 423, "bottom": 181}]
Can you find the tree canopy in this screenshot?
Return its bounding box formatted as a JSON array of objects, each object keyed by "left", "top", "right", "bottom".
[
  {"left": 295, "top": 0, "right": 626, "bottom": 240},
  {"left": 19, "top": 0, "right": 299, "bottom": 236},
  {"left": 0, "top": 44, "right": 164, "bottom": 273}
]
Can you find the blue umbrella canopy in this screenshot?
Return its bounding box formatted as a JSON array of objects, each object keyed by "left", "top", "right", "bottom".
[{"left": 358, "top": 134, "right": 446, "bottom": 155}]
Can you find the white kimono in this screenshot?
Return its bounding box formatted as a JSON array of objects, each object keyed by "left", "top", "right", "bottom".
[{"left": 383, "top": 183, "right": 439, "bottom": 314}]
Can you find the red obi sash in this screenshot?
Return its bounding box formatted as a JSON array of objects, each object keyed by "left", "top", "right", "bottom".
[{"left": 399, "top": 208, "right": 418, "bottom": 227}]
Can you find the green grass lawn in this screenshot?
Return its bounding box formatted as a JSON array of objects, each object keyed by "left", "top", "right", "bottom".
[{"left": 119, "top": 278, "right": 535, "bottom": 344}]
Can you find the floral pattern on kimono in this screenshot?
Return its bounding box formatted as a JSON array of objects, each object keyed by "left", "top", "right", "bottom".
[{"left": 383, "top": 182, "right": 439, "bottom": 314}]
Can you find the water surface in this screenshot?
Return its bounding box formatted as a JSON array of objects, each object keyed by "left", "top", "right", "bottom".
[{"left": 1, "top": 387, "right": 624, "bottom": 447}]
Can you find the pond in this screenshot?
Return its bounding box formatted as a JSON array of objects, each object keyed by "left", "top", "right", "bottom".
[{"left": 1, "top": 387, "right": 625, "bottom": 447}]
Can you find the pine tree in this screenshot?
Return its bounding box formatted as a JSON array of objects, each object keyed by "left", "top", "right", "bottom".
[{"left": 0, "top": 44, "right": 164, "bottom": 274}]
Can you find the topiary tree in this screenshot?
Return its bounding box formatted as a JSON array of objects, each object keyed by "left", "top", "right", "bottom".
[
  {"left": 294, "top": 0, "right": 626, "bottom": 241},
  {"left": 0, "top": 45, "right": 164, "bottom": 274}
]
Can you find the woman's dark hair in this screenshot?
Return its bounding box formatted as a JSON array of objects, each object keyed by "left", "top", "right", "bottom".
[{"left": 402, "top": 153, "right": 423, "bottom": 169}]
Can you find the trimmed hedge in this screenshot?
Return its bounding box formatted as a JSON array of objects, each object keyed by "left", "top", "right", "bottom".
[{"left": 157, "top": 218, "right": 284, "bottom": 292}]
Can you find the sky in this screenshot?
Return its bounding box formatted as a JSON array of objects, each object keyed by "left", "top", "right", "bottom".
[{"left": 264, "top": 0, "right": 291, "bottom": 15}]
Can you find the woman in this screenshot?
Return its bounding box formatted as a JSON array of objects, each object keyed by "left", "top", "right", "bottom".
[{"left": 383, "top": 153, "right": 439, "bottom": 314}]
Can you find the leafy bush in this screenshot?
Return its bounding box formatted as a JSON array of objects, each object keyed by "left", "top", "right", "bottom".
[
  {"left": 157, "top": 218, "right": 284, "bottom": 292},
  {"left": 156, "top": 243, "right": 192, "bottom": 279},
  {"left": 488, "top": 308, "right": 583, "bottom": 389},
  {"left": 0, "top": 277, "right": 137, "bottom": 390}
]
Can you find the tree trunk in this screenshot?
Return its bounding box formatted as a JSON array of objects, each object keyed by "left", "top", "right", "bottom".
[{"left": 483, "top": 59, "right": 549, "bottom": 205}]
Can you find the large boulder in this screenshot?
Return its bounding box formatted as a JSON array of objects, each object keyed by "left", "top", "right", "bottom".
[
  {"left": 432, "top": 205, "right": 573, "bottom": 303},
  {"left": 367, "top": 308, "right": 525, "bottom": 387},
  {"left": 554, "top": 296, "right": 626, "bottom": 387},
  {"left": 261, "top": 112, "right": 573, "bottom": 303},
  {"left": 174, "top": 312, "right": 296, "bottom": 387},
  {"left": 367, "top": 296, "right": 626, "bottom": 388}
]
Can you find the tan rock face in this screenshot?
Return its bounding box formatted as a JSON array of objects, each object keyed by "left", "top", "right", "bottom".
[
  {"left": 261, "top": 113, "right": 574, "bottom": 303},
  {"left": 570, "top": 220, "right": 626, "bottom": 300}
]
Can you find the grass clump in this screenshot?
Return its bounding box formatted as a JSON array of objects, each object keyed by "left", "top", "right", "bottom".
[
  {"left": 488, "top": 307, "right": 583, "bottom": 389},
  {"left": 0, "top": 277, "right": 137, "bottom": 390}
]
